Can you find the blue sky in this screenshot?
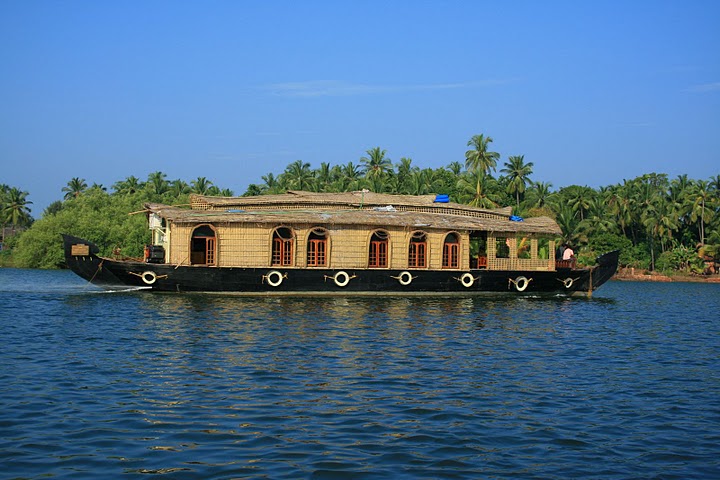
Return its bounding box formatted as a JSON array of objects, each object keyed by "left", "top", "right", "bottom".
[{"left": 1, "top": 0, "right": 718, "bottom": 215}]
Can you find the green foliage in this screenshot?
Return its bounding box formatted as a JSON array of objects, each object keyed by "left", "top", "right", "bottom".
[
  {"left": 655, "top": 246, "right": 704, "bottom": 274},
  {"left": 1, "top": 184, "right": 33, "bottom": 226},
  {"left": 10, "top": 171, "right": 222, "bottom": 269},
  {"left": 588, "top": 233, "right": 634, "bottom": 265},
  {"left": 9, "top": 135, "right": 720, "bottom": 274},
  {"left": 15, "top": 190, "right": 148, "bottom": 268}
]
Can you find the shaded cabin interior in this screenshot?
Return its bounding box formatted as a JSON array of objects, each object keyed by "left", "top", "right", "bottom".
[{"left": 147, "top": 191, "right": 563, "bottom": 272}]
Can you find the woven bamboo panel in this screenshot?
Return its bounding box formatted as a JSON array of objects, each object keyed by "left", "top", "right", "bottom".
[
  {"left": 165, "top": 222, "right": 560, "bottom": 272},
  {"left": 486, "top": 234, "right": 556, "bottom": 271},
  {"left": 216, "top": 225, "right": 270, "bottom": 267},
  {"left": 168, "top": 224, "right": 190, "bottom": 265}
]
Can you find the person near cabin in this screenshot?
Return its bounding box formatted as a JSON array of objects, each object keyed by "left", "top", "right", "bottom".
[{"left": 562, "top": 244, "right": 576, "bottom": 267}]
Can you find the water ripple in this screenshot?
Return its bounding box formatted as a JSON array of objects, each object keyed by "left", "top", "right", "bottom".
[{"left": 1, "top": 270, "right": 720, "bottom": 478}]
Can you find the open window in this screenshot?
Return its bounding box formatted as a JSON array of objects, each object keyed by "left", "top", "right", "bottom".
[
  {"left": 470, "top": 231, "right": 487, "bottom": 268},
  {"left": 368, "top": 230, "right": 389, "bottom": 268},
  {"left": 538, "top": 238, "right": 550, "bottom": 260},
  {"left": 495, "top": 236, "right": 511, "bottom": 259},
  {"left": 190, "top": 225, "right": 217, "bottom": 265},
  {"left": 272, "top": 227, "right": 295, "bottom": 266},
  {"left": 307, "top": 228, "right": 328, "bottom": 267},
  {"left": 442, "top": 232, "right": 460, "bottom": 269},
  {"left": 518, "top": 236, "right": 531, "bottom": 259},
  {"left": 408, "top": 231, "right": 427, "bottom": 268}
]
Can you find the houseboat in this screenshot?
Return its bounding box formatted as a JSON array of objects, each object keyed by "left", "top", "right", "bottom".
[{"left": 63, "top": 190, "right": 618, "bottom": 296}]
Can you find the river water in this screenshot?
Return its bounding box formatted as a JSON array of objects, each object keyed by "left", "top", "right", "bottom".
[{"left": 1, "top": 268, "right": 718, "bottom": 479}]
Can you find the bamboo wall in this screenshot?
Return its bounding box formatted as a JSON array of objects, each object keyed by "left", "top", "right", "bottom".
[
  {"left": 163, "top": 222, "right": 554, "bottom": 272},
  {"left": 486, "top": 234, "right": 555, "bottom": 271}
]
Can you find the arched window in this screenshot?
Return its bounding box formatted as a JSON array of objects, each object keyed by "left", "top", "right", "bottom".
[
  {"left": 408, "top": 231, "right": 427, "bottom": 268},
  {"left": 368, "top": 230, "right": 389, "bottom": 268},
  {"left": 190, "top": 225, "right": 217, "bottom": 265},
  {"left": 442, "top": 232, "right": 459, "bottom": 269},
  {"left": 272, "top": 227, "right": 295, "bottom": 266},
  {"left": 307, "top": 228, "right": 328, "bottom": 267}
]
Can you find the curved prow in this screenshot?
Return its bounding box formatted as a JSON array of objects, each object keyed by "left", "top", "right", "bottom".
[
  {"left": 591, "top": 250, "right": 620, "bottom": 291},
  {"left": 62, "top": 234, "right": 124, "bottom": 288},
  {"left": 62, "top": 234, "right": 100, "bottom": 259}
]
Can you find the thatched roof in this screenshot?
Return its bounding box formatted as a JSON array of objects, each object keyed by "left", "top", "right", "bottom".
[
  {"left": 147, "top": 197, "right": 561, "bottom": 235},
  {"left": 190, "top": 191, "right": 514, "bottom": 217}
]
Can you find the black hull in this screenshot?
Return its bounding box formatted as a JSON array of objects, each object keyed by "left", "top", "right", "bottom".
[{"left": 63, "top": 235, "right": 618, "bottom": 296}]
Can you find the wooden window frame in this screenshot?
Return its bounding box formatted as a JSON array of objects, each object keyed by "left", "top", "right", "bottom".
[
  {"left": 442, "top": 233, "right": 460, "bottom": 269},
  {"left": 272, "top": 227, "right": 295, "bottom": 267},
  {"left": 307, "top": 228, "right": 328, "bottom": 267},
  {"left": 408, "top": 232, "right": 427, "bottom": 268},
  {"left": 190, "top": 224, "right": 217, "bottom": 266},
  {"left": 368, "top": 231, "right": 389, "bottom": 268}
]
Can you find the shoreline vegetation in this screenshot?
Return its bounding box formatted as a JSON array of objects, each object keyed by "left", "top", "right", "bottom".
[
  {"left": 614, "top": 268, "right": 720, "bottom": 283},
  {"left": 2, "top": 135, "right": 719, "bottom": 277}
]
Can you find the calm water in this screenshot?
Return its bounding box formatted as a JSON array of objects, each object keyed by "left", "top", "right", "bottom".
[{"left": 1, "top": 268, "right": 719, "bottom": 479}]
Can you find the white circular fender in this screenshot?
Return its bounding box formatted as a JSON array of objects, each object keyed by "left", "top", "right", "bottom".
[
  {"left": 398, "top": 271, "right": 413, "bottom": 286},
  {"left": 514, "top": 276, "right": 529, "bottom": 292},
  {"left": 460, "top": 272, "right": 475, "bottom": 288},
  {"left": 141, "top": 271, "right": 157, "bottom": 285},
  {"left": 334, "top": 271, "right": 351, "bottom": 287},
  {"left": 266, "top": 270, "right": 284, "bottom": 287},
  {"left": 563, "top": 277, "right": 574, "bottom": 289}
]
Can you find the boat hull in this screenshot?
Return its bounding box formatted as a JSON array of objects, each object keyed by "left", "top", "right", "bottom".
[{"left": 63, "top": 235, "right": 618, "bottom": 296}]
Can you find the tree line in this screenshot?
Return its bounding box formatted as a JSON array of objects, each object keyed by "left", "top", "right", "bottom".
[{"left": 2, "top": 134, "right": 719, "bottom": 273}]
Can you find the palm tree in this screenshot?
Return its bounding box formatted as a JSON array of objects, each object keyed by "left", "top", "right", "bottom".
[
  {"left": 501, "top": 155, "right": 534, "bottom": 208},
  {"left": 668, "top": 175, "right": 693, "bottom": 239},
  {"left": 527, "top": 181, "right": 553, "bottom": 209},
  {"left": 586, "top": 197, "right": 617, "bottom": 235},
  {"left": 690, "top": 180, "right": 714, "bottom": 245},
  {"left": 285, "top": 160, "right": 314, "bottom": 191},
  {"left": 396, "top": 157, "right": 414, "bottom": 192},
  {"left": 641, "top": 200, "right": 661, "bottom": 270},
  {"left": 62, "top": 177, "right": 87, "bottom": 200},
  {"left": 191, "top": 177, "right": 213, "bottom": 195},
  {"left": 169, "top": 179, "right": 190, "bottom": 196},
  {"left": 360, "top": 147, "right": 392, "bottom": 182},
  {"left": 147, "top": 171, "right": 169, "bottom": 195},
  {"left": 563, "top": 185, "right": 595, "bottom": 222},
  {"left": 709, "top": 174, "right": 720, "bottom": 194},
  {"left": 314, "top": 162, "right": 333, "bottom": 191},
  {"left": 446, "top": 161, "right": 463, "bottom": 176},
  {"left": 243, "top": 184, "right": 263, "bottom": 196},
  {"left": 657, "top": 200, "right": 680, "bottom": 252},
  {"left": 1, "top": 187, "right": 33, "bottom": 226},
  {"left": 456, "top": 170, "right": 501, "bottom": 208},
  {"left": 464, "top": 134, "right": 500, "bottom": 176},
  {"left": 337, "top": 162, "right": 362, "bottom": 191},
  {"left": 112, "top": 175, "right": 144, "bottom": 195},
  {"left": 555, "top": 204, "right": 588, "bottom": 248},
  {"left": 407, "top": 169, "right": 430, "bottom": 195},
  {"left": 261, "top": 173, "right": 279, "bottom": 194}
]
